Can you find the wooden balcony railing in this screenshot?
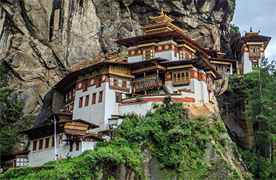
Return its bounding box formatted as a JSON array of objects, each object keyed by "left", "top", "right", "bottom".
[
  {"left": 172, "top": 77, "right": 190, "bottom": 86},
  {"left": 133, "top": 77, "right": 162, "bottom": 92},
  {"left": 249, "top": 52, "right": 261, "bottom": 59}
]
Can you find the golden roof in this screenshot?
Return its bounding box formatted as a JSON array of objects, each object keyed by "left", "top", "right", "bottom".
[
  {"left": 149, "top": 9, "right": 175, "bottom": 24},
  {"left": 245, "top": 27, "right": 260, "bottom": 36},
  {"left": 141, "top": 9, "right": 185, "bottom": 34}
]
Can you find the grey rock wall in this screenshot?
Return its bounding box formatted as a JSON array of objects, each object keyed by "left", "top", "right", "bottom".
[{"left": 0, "top": 0, "right": 236, "bottom": 117}]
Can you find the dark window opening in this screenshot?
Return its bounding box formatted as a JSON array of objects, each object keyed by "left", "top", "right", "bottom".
[
  {"left": 99, "top": 91, "right": 103, "bottom": 103},
  {"left": 33, "top": 141, "right": 37, "bottom": 151},
  {"left": 92, "top": 93, "right": 96, "bottom": 104},
  {"left": 85, "top": 95, "right": 89, "bottom": 106},
  {"left": 45, "top": 138, "right": 49, "bottom": 148}
]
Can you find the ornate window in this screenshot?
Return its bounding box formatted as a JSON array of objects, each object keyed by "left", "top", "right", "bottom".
[
  {"left": 179, "top": 47, "right": 193, "bottom": 60},
  {"left": 142, "top": 47, "right": 155, "bottom": 60},
  {"left": 172, "top": 70, "right": 190, "bottom": 86},
  {"left": 249, "top": 46, "right": 261, "bottom": 59}
]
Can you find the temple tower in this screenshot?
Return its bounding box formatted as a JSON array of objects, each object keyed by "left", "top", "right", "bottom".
[{"left": 232, "top": 27, "right": 271, "bottom": 74}]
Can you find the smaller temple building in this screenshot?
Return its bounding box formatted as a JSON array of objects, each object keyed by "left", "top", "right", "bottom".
[
  {"left": 1, "top": 150, "right": 29, "bottom": 171},
  {"left": 21, "top": 112, "right": 104, "bottom": 167},
  {"left": 232, "top": 27, "right": 271, "bottom": 74}
]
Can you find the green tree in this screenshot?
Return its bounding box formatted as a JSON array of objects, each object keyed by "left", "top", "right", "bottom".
[
  {"left": 0, "top": 64, "right": 25, "bottom": 155},
  {"left": 243, "top": 58, "right": 276, "bottom": 178}
]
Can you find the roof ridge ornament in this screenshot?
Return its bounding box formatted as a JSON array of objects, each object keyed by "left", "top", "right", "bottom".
[{"left": 245, "top": 27, "right": 260, "bottom": 36}]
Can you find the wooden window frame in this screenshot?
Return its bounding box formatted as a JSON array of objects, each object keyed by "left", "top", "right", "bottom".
[
  {"left": 79, "top": 97, "right": 83, "bottom": 108},
  {"left": 45, "top": 138, "right": 50, "bottom": 148},
  {"left": 33, "top": 140, "right": 37, "bottom": 151},
  {"left": 249, "top": 46, "right": 261, "bottom": 59},
  {"left": 85, "top": 95, "right": 89, "bottom": 106},
  {"left": 142, "top": 47, "right": 155, "bottom": 60},
  {"left": 122, "top": 80, "right": 127, "bottom": 88},
  {"left": 98, "top": 91, "right": 103, "bottom": 103},
  {"left": 172, "top": 70, "right": 190, "bottom": 86},
  {"left": 92, "top": 93, "right": 96, "bottom": 105},
  {"left": 39, "top": 139, "right": 43, "bottom": 150}
]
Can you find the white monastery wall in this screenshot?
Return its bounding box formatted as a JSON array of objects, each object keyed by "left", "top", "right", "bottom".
[
  {"left": 242, "top": 52, "right": 252, "bottom": 74},
  {"left": 119, "top": 101, "right": 155, "bottom": 117},
  {"left": 73, "top": 83, "right": 106, "bottom": 130},
  {"left": 28, "top": 133, "right": 97, "bottom": 167}
]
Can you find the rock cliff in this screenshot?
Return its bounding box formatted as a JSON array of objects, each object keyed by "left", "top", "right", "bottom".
[{"left": 1, "top": 0, "right": 237, "bottom": 117}]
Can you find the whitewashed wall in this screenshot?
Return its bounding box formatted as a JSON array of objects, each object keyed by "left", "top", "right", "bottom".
[{"left": 28, "top": 133, "right": 97, "bottom": 167}]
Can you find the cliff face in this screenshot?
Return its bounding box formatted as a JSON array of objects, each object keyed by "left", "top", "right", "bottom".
[{"left": 0, "top": 0, "right": 236, "bottom": 116}]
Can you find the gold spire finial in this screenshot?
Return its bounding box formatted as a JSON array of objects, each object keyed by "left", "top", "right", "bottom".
[
  {"left": 161, "top": 8, "right": 164, "bottom": 15},
  {"left": 250, "top": 27, "right": 253, "bottom": 32}
]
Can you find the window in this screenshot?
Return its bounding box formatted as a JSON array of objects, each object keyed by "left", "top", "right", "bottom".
[
  {"left": 76, "top": 142, "right": 79, "bottom": 151},
  {"left": 122, "top": 80, "right": 127, "bottom": 88},
  {"left": 142, "top": 47, "right": 154, "bottom": 60},
  {"left": 85, "top": 95, "right": 89, "bottom": 106},
  {"left": 179, "top": 48, "right": 192, "bottom": 60},
  {"left": 39, "top": 139, "right": 43, "bottom": 150},
  {"left": 70, "top": 143, "right": 73, "bottom": 152},
  {"left": 115, "top": 92, "right": 122, "bottom": 103},
  {"left": 51, "top": 136, "right": 55, "bottom": 147},
  {"left": 172, "top": 70, "right": 190, "bottom": 86},
  {"left": 45, "top": 138, "right": 49, "bottom": 148},
  {"left": 33, "top": 140, "right": 37, "bottom": 151},
  {"left": 79, "top": 97, "right": 83, "bottom": 108},
  {"left": 92, "top": 93, "right": 96, "bottom": 104},
  {"left": 119, "top": 79, "right": 122, "bottom": 87},
  {"left": 110, "top": 78, "right": 114, "bottom": 86},
  {"left": 98, "top": 91, "right": 103, "bottom": 103},
  {"left": 249, "top": 46, "right": 261, "bottom": 58},
  {"left": 114, "top": 78, "right": 118, "bottom": 87}
]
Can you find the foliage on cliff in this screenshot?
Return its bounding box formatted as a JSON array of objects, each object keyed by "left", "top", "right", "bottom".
[
  {"left": 3, "top": 98, "right": 243, "bottom": 179},
  {"left": 0, "top": 64, "right": 34, "bottom": 155},
  {"left": 236, "top": 59, "right": 276, "bottom": 179},
  {"left": 0, "top": 64, "right": 23, "bottom": 155}
]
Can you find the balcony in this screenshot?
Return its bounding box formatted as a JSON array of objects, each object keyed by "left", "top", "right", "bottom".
[
  {"left": 249, "top": 52, "right": 261, "bottom": 59},
  {"left": 133, "top": 77, "right": 162, "bottom": 92},
  {"left": 172, "top": 77, "right": 190, "bottom": 86}
]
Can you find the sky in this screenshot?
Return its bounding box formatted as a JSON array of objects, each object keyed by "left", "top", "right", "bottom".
[{"left": 232, "top": 0, "right": 276, "bottom": 61}]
